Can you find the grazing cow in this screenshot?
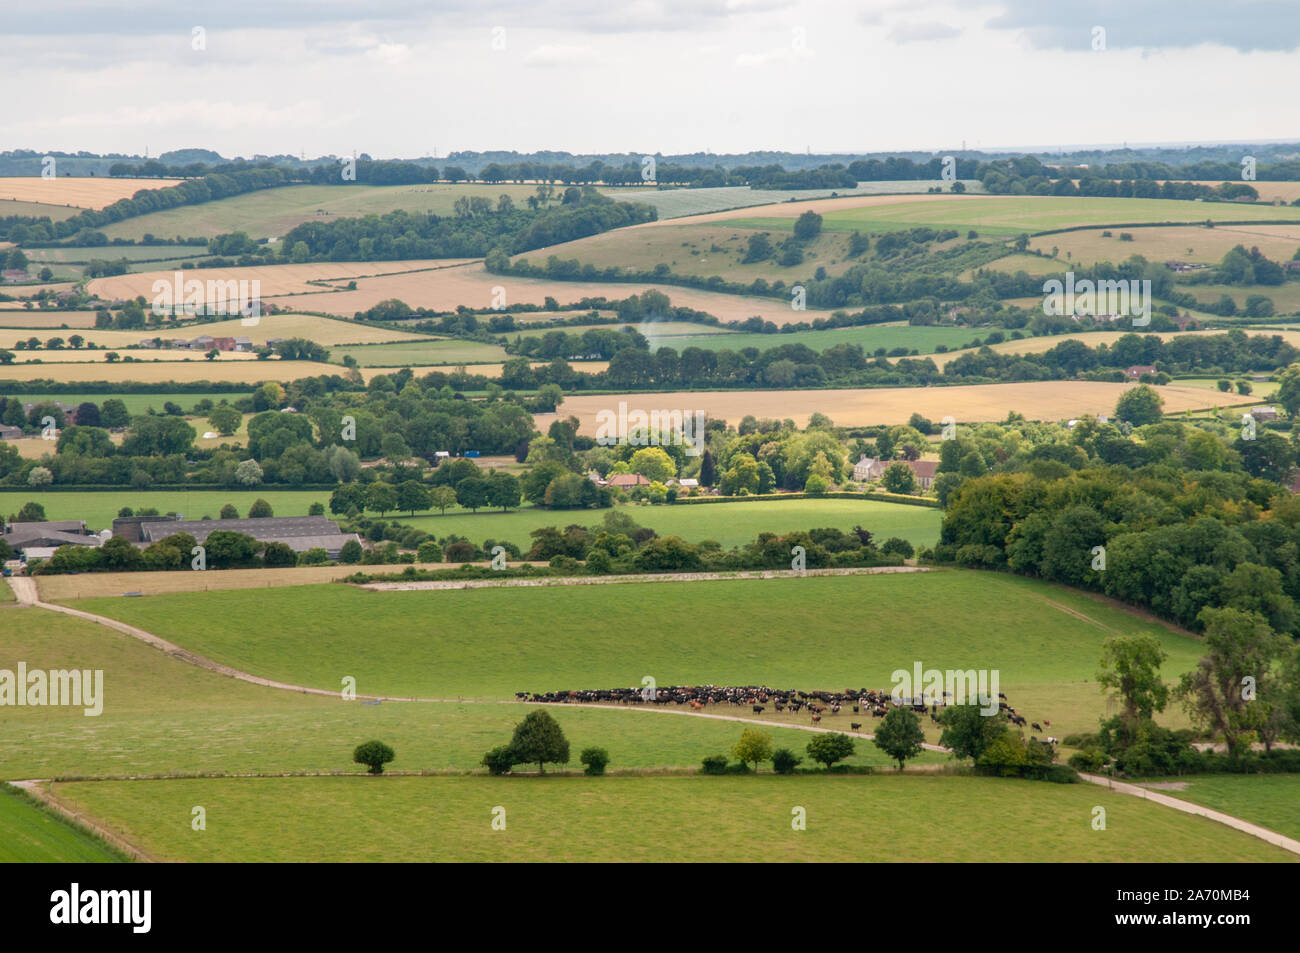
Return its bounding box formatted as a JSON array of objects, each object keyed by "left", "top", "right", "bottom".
[
  {"left": 1047, "top": 736, "right": 1059, "bottom": 745},
  {"left": 850, "top": 722, "right": 862, "bottom": 731},
  {"left": 1031, "top": 722, "right": 1042, "bottom": 732},
  {"left": 811, "top": 712, "right": 822, "bottom": 724},
  {"left": 689, "top": 700, "right": 703, "bottom": 711},
  {"left": 852, "top": 705, "right": 860, "bottom": 714},
  {"left": 753, "top": 705, "right": 765, "bottom": 714}
]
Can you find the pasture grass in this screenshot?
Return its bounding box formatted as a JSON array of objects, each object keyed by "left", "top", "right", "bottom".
[
  {"left": 48, "top": 773, "right": 1295, "bottom": 862},
  {"left": 0, "top": 784, "right": 127, "bottom": 862},
  {"left": 1137, "top": 774, "right": 1300, "bottom": 841}
]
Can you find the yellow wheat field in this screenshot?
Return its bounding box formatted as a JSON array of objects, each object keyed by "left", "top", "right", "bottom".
[
  {"left": 0, "top": 311, "right": 100, "bottom": 329},
  {"left": 0, "top": 358, "right": 335, "bottom": 384},
  {"left": 0, "top": 177, "right": 179, "bottom": 210},
  {"left": 550, "top": 381, "right": 1248, "bottom": 431}
]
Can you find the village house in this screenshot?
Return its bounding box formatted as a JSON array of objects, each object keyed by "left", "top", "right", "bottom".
[
  {"left": 606, "top": 473, "right": 650, "bottom": 489},
  {"left": 0, "top": 424, "right": 23, "bottom": 441},
  {"left": 1250, "top": 406, "right": 1279, "bottom": 422},
  {"left": 852, "top": 455, "right": 937, "bottom": 490}
]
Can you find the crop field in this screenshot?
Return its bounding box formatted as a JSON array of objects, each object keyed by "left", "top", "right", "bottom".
[
  {"left": 0, "top": 358, "right": 333, "bottom": 384},
  {"left": 13, "top": 314, "right": 432, "bottom": 350},
  {"left": 0, "top": 785, "right": 125, "bottom": 863},
  {"left": 1136, "top": 775, "right": 1300, "bottom": 841},
  {"left": 640, "top": 322, "right": 979, "bottom": 355},
  {"left": 97, "top": 183, "right": 546, "bottom": 242},
  {"left": 0, "top": 347, "right": 261, "bottom": 362},
  {"left": 0, "top": 198, "right": 83, "bottom": 221},
  {"left": 552, "top": 381, "right": 1241, "bottom": 432},
  {"left": 1183, "top": 281, "right": 1300, "bottom": 315},
  {"left": 598, "top": 180, "right": 985, "bottom": 221},
  {"left": 69, "top": 571, "right": 1203, "bottom": 733},
  {"left": 45, "top": 773, "right": 1293, "bottom": 863},
  {"left": 728, "top": 195, "right": 1300, "bottom": 239},
  {"left": 511, "top": 319, "right": 731, "bottom": 340},
  {"left": 328, "top": 338, "right": 509, "bottom": 366},
  {"left": 1185, "top": 181, "right": 1300, "bottom": 204},
  {"left": 1029, "top": 223, "right": 1300, "bottom": 268},
  {"left": 0, "top": 176, "right": 176, "bottom": 210},
  {"left": 85, "top": 259, "right": 472, "bottom": 301},
  {"left": 0, "top": 311, "right": 100, "bottom": 328},
  {"left": 274, "top": 261, "right": 835, "bottom": 326}
]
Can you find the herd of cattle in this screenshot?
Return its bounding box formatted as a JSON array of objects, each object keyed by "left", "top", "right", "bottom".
[{"left": 518, "top": 684, "right": 1050, "bottom": 738}]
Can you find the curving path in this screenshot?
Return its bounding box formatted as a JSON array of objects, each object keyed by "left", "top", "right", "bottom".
[{"left": 9, "top": 576, "right": 1300, "bottom": 858}]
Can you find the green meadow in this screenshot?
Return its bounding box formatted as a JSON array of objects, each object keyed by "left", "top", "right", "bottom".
[
  {"left": 0, "top": 784, "right": 126, "bottom": 862},
  {"left": 7, "top": 392, "right": 249, "bottom": 415},
  {"left": 71, "top": 570, "right": 1203, "bottom": 738},
  {"left": 731, "top": 195, "right": 1300, "bottom": 238},
  {"left": 639, "top": 323, "right": 980, "bottom": 355},
  {"left": 327, "top": 339, "right": 508, "bottom": 367},
  {"left": 49, "top": 773, "right": 1295, "bottom": 863},
  {"left": 1137, "top": 774, "right": 1300, "bottom": 841}
]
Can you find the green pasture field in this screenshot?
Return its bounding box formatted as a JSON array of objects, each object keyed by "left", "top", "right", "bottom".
[
  {"left": 0, "top": 606, "right": 940, "bottom": 778},
  {"left": 401, "top": 497, "right": 942, "bottom": 551},
  {"left": 1137, "top": 774, "right": 1300, "bottom": 841},
  {"left": 1171, "top": 377, "right": 1280, "bottom": 398},
  {"left": 0, "top": 199, "right": 81, "bottom": 221},
  {"left": 596, "top": 180, "right": 985, "bottom": 220},
  {"left": 50, "top": 773, "right": 1293, "bottom": 862},
  {"left": 97, "top": 183, "right": 549, "bottom": 242},
  {"left": 640, "top": 322, "right": 980, "bottom": 355},
  {"left": 1182, "top": 281, "right": 1300, "bottom": 316},
  {"left": 731, "top": 196, "right": 1300, "bottom": 239},
  {"left": 5, "top": 391, "right": 249, "bottom": 415},
  {"left": 964, "top": 251, "right": 1068, "bottom": 278},
  {"left": 0, "top": 493, "right": 941, "bottom": 549},
  {"left": 1029, "top": 223, "right": 1300, "bottom": 270},
  {"left": 509, "top": 319, "right": 734, "bottom": 340},
  {"left": 71, "top": 570, "right": 1205, "bottom": 740},
  {"left": 327, "top": 339, "right": 509, "bottom": 367},
  {"left": 0, "top": 784, "right": 127, "bottom": 862}
]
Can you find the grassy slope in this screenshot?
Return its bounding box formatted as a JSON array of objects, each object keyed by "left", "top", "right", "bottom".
[
  {"left": 0, "top": 784, "right": 126, "bottom": 862},
  {"left": 0, "top": 606, "right": 937, "bottom": 778},
  {"left": 1138, "top": 774, "right": 1300, "bottom": 841},
  {"left": 70, "top": 570, "right": 1204, "bottom": 738},
  {"left": 50, "top": 773, "right": 1295, "bottom": 862}
]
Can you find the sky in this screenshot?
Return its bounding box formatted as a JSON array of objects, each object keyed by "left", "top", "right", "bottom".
[{"left": 4, "top": 0, "right": 1300, "bottom": 159}]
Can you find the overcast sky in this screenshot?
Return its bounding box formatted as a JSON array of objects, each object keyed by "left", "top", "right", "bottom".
[{"left": 5, "top": 0, "right": 1299, "bottom": 158}]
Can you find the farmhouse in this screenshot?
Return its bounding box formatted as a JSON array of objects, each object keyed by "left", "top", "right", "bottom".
[
  {"left": 0, "top": 424, "right": 22, "bottom": 441},
  {"left": 607, "top": 473, "right": 650, "bottom": 489},
  {"left": 1250, "top": 406, "right": 1279, "bottom": 422},
  {"left": 113, "top": 514, "right": 362, "bottom": 559},
  {"left": 853, "top": 455, "right": 938, "bottom": 490}
]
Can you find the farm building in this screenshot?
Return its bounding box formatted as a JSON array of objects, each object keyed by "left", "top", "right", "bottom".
[
  {"left": 1250, "top": 406, "right": 1279, "bottom": 422},
  {"left": 113, "top": 514, "right": 362, "bottom": 559},
  {"left": 0, "top": 424, "right": 22, "bottom": 441},
  {"left": 2, "top": 520, "right": 103, "bottom": 557},
  {"left": 607, "top": 473, "right": 650, "bottom": 489},
  {"left": 852, "top": 455, "right": 938, "bottom": 490},
  {"left": 1124, "top": 365, "right": 1157, "bottom": 379}
]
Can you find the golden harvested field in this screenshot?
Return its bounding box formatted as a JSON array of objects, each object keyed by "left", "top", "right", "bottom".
[
  {"left": 0, "top": 176, "right": 178, "bottom": 210},
  {"left": 86, "top": 260, "right": 475, "bottom": 301},
  {"left": 33, "top": 563, "right": 420, "bottom": 601},
  {"left": 0, "top": 348, "right": 261, "bottom": 362},
  {"left": 289, "top": 262, "right": 830, "bottom": 326},
  {"left": 0, "top": 311, "right": 99, "bottom": 328},
  {"left": 0, "top": 358, "right": 334, "bottom": 384},
  {"left": 1029, "top": 223, "right": 1300, "bottom": 267},
  {"left": 1185, "top": 181, "right": 1300, "bottom": 204},
  {"left": 3, "top": 314, "right": 431, "bottom": 350},
  {"left": 551, "top": 381, "right": 1249, "bottom": 431}
]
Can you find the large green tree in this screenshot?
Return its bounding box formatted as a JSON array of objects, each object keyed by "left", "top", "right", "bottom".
[{"left": 509, "top": 710, "right": 570, "bottom": 774}]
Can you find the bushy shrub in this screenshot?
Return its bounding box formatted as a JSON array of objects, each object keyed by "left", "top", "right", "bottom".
[
  {"left": 353, "top": 740, "right": 395, "bottom": 775},
  {"left": 700, "top": 754, "right": 729, "bottom": 775},
  {"left": 580, "top": 747, "right": 610, "bottom": 776},
  {"left": 772, "top": 748, "right": 802, "bottom": 774},
  {"left": 481, "top": 745, "right": 517, "bottom": 776}
]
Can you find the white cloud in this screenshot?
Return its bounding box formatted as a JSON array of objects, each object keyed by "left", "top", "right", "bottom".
[{"left": 523, "top": 44, "right": 599, "bottom": 67}]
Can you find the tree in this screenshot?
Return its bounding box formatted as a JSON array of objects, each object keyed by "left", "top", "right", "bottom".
[
  {"left": 1098, "top": 634, "right": 1169, "bottom": 733},
  {"left": 805, "top": 733, "right": 855, "bottom": 770},
  {"left": 881, "top": 461, "right": 916, "bottom": 494},
  {"left": 1177, "top": 607, "right": 1286, "bottom": 760},
  {"left": 793, "top": 210, "right": 823, "bottom": 240},
  {"left": 873, "top": 707, "right": 925, "bottom": 770},
  {"left": 509, "top": 709, "right": 570, "bottom": 774},
  {"left": 208, "top": 405, "right": 241, "bottom": 436},
  {"left": 937, "top": 704, "right": 1006, "bottom": 763},
  {"left": 579, "top": 747, "right": 610, "bottom": 776},
  {"left": 699, "top": 449, "right": 717, "bottom": 487},
  {"left": 416, "top": 540, "right": 443, "bottom": 563},
  {"left": 27, "top": 466, "right": 52, "bottom": 487},
  {"left": 248, "top": 498, "right": 274, "bottom": 519},
  {"left": 353, "top": 740, "right": 395, "bottom": 775},
  {"left": 203, "top": 530, "right": 261, "bottom": 568},
  {"left": 481, "top": 745, "right": 517, "bottom": 775},
  {"left": 73, "top": 401, "right": 100, "bottom": 427},
  {"left": 1276, "top": 363, "right": 1300, "bottom": 417},
  {"left": 338, "top": 538, "right": 363, "bottom": 564},
  {"left": 262, "top": 541, "right": 296, "bottom": 566},
  {"left": 327, "top": 445, "right": 361, "bottom": 483},
  {"left": 15, "top": 501, "right": 46, "bottom": 522},
  {"left": 430, "top": 485, "right": 458, "bottom": 515},
  {"left": 771, "top": 748, "right": 802, "bottom": 774},
  {"left": 99, "top": 398, "right": 129, "bottom": 429},
  {"left": 235, "top": 458, "right": 264, "bottom": 486},
  {"left": 455, "top": 476, "right": 489, "bottom": 512},
  {"left": 485, "top": 472, "right": 521, "bottom": 511},
  {"left": 365, "top": 482, "right": 397, "bottom": 516},
  {"left": 219, "top": 503, "right": 239, "bottom": 519},
  {"left": 1115, "top": 384, "right": 1163, "bottom": 426},
  {"left": 629, "top": 446, "right": 676, "bottom": 483},
  {"left": 731, "top": 727, "right": 774, "bottom": 772},
  {"left": 396, "top": 480, "right": 430, "bottom": 516}
]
